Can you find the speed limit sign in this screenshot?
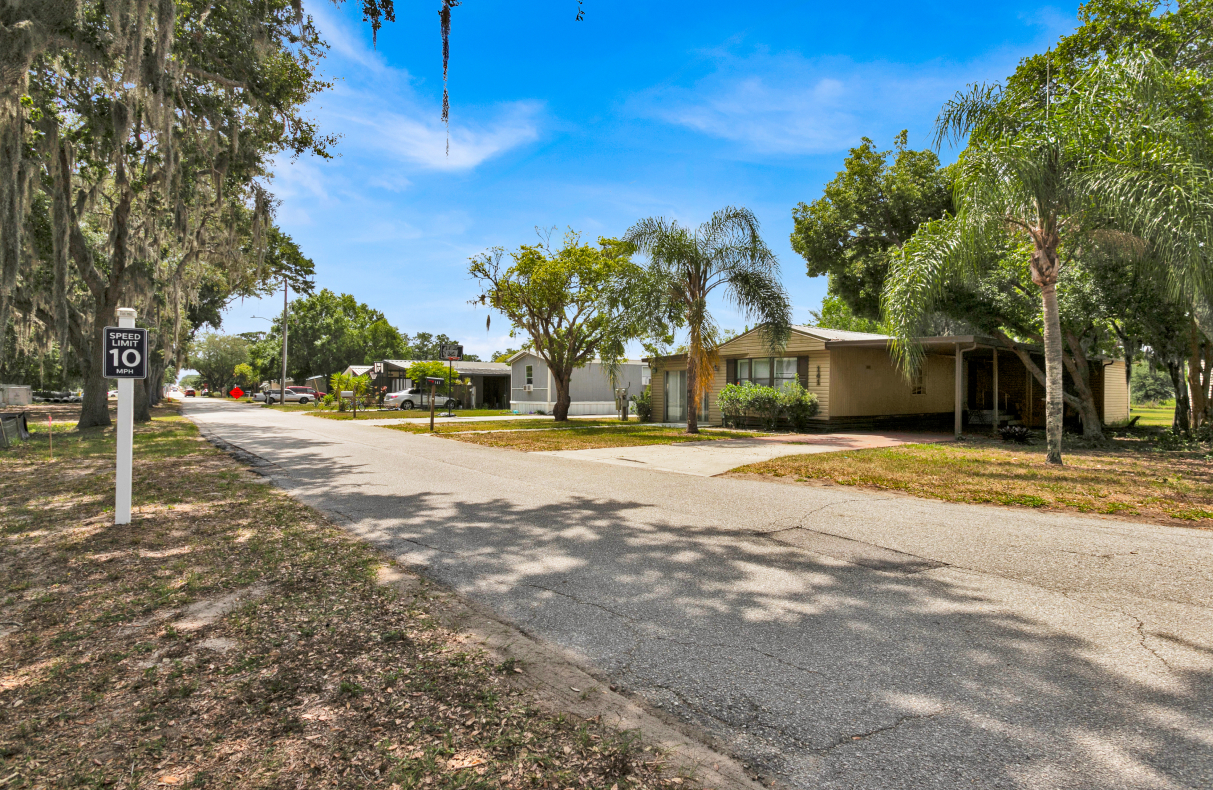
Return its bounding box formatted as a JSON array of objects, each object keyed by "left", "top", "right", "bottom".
[{"left": 103, "top": 326, "right": 148, "bottom": 379}]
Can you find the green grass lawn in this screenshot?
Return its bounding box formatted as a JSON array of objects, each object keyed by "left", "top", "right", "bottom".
[
  {"left": 730, "top": 430, "right": 1212, "bottom": 524},
  {"left": 1131, "top": 399, "right": 1176, "bottom": 427}
]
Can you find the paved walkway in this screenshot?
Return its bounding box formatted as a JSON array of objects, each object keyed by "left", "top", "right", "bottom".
[
  {"left": 183, "top": 401, "right": 1213, "bottom": 790},
  {"left": 538, "top": 431, "right": 952, "bottom": 476}
]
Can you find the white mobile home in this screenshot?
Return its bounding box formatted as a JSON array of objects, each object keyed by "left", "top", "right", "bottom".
[{"left": 508, "top": 352, "right": 650, "bottom": 415}]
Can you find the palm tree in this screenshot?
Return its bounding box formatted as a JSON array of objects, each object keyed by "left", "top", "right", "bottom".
[
  {"left": 883, "top": 54, "right": 1213, "bottom": 463},
  {"left": 624, "top": 206, "right": 791, "bottom": 434}
]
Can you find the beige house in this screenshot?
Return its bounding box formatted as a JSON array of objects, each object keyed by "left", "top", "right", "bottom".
[{"left": 646, "top": 325, "right": 1129, "bottom": 434}]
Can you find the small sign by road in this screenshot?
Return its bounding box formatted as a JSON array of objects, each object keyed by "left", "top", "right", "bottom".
[{"left": 103, "top": 326, "right": 148, "bottom": 379}]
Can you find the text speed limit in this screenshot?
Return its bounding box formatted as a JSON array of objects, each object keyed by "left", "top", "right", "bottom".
[{"left": 103, "top": 326, "right": 149, "bottom": 379}]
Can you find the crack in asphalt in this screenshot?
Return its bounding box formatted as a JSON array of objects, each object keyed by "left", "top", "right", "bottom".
[
  {"left": 750, "top": 499, "right": 870, "bottom": 535},
  {"left": 818, "top": 711, "right": 941, "bottom": 753},
  {"left": 1054, "top": 589, "right": 1175, "bottom": 672},
  {"left": 525, "top": 583, "right": 823, "bottom": 679}
]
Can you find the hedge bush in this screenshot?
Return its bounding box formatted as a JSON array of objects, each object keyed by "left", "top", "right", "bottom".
[{"left": 717, "top": 381, "right": 819, "bottom": 430}]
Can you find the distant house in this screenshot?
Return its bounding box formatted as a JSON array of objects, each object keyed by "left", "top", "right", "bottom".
[
  {"left": 508, "top": 351, "right": 650, "bottom": 415},
  {"left": 364, "top": 359, "right": 512, "bottom": 409},
  {"left": 645, "top": 325, "right": 1129, "bottom": 434}
]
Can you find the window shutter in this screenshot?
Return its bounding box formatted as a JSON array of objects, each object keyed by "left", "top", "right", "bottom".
[
  {"left": 798, "top": 356, "right": 809, "bottom": 388},
  {"left": 726, "top": 359, "right": 736, "bottom": 384}
]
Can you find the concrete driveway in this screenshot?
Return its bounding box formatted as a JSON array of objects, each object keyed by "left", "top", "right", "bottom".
[
  {"left": 184, "top": 400, "right": 1213, "bottom": 790},
  {"left": 538, "top": 431, "right": 952, "bottom": 476}
]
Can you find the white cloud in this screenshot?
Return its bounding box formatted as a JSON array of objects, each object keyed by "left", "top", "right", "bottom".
[
  {"left": 336, "top": 99, "right": 542, "bottom": 171},
  {"left": 631, "top": 48, "right": 1009, "bottom": 156}
]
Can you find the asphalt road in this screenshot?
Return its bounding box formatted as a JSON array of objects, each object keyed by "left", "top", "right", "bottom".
[{"left": 185, "top": 400, "right": 1213, "bottom": 790}]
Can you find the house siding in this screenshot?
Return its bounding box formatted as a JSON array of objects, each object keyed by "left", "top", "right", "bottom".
[
  {"left": 649, "top": 328, "right": 833, "bottom": 424},
  {"left": 510, "top": 352, "right": 649, "bottom": 415},
  {"left": 1104, "top": 360, "right": 1130, "bottom": 423},
  {"left": 828, "top": 347, "right": 954, "bottom": 418}
]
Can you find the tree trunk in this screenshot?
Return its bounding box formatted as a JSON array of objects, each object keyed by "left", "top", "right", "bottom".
[
  {"left": 1167, "top": 359, "right": 1190, "bottom": 434},
  {"left": 1187, "top": 319, "right": 1211, "bottom": 429},
  {"left": 78, "top": 294, "right": 116, "bottom": 428},
  {"left": 686, "top": 353, "right": 699, "bottom": 435},
  {"left": 1062, "top": 329, "right": 1104, "bottom": 440},
  {"left": 133, "top": 370, "right": 151, "bottom": 422},
  {"left": 1039, "top": 282, "right": 1065, "bottom": 463},
  {"left": 552, "top": 371, "right": 572, "bottom": 421}
]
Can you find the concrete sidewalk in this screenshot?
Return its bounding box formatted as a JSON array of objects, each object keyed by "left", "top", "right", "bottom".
[{"left": 537, "top": 431, "right": 952, "bottom": 476}]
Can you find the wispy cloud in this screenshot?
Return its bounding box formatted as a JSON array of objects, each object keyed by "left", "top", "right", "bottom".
[
  {"left": 306, "top": 4, "right": 542, "bottom": 173},
  {"left": 631, "top": 48, "right": 1011, "bottom": 155}
]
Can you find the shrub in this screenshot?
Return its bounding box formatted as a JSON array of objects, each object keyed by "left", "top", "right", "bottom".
[
  {"left": 780, "top": 382, "right": 820, "bottom": 431},
  {"left": 630, "top": 386, "right": 653, "bottom": 423},
  {"left": 999, "top": 425, "right": 1032, "bottom": 444},
  {"left": 716, "top": 381, "right": 817, "bottom": 430}
]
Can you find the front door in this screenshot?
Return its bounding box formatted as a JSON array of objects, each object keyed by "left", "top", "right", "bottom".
[{"left": 665, "top": 370, "right": 686, "bottom": 423}]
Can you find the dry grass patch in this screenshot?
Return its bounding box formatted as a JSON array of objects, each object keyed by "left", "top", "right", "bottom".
[
  {"left": 384, "top": 418, "right": 639, "bottom": 436},
  {"left": 446, "top": 426, "right": 760, "bottom": 452},
  {"left": 0, "top": 405, "right": 694, "bottom": 790},
  {"left": 729, "top": 435, "right": 1213, "bottom": 526}
]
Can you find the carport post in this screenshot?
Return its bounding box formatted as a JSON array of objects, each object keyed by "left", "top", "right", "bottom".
[
  {"left": 954, "top": 343, "right": 963, "bottom": 437},
  {"left": 992, "top": 347, "right": 999, "bottom": 432}
]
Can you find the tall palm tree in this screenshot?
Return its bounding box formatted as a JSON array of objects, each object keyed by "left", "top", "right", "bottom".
[
  {"left": 883, "top": 54, "right": 1213, "bottom": 463},
  {"left": 624, "top": 206, "right": 791, "bottom": 434}
]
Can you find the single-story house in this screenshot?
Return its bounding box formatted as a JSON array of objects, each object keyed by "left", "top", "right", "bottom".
[
  {"left": 645, "top": 325, "right": 1129, "bottom": 434},
  {"left": 365, "top": 359, "right": 512, "bottom": 409},
  {"left": 508, "top": 351, "right": 650, "bottom": 415}
]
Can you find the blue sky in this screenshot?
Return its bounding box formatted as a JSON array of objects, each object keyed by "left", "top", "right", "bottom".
[{"left": 220, "top": 0, "right": 1081, "bottom": 360}]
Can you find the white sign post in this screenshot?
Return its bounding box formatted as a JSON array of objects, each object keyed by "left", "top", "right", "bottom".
[{"left": 105, "top": 308, "right": 148, "bottom": 525}]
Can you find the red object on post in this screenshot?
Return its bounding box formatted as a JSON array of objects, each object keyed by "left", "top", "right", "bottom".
[{"left": 230, "top": 387, "right": 244, "bottom": 399}]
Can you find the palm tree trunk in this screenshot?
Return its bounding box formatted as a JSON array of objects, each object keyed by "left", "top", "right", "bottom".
[
  {"left": 686, "top": 354, "right": 699, "bottom": 435},
  {"left": 1040, "top": 282, "right": 1065, "bottom": 464}
]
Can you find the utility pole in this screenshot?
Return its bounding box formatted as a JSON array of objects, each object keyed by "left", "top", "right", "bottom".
[{"left": 280, "top": 277, "right": 288, "bottom": 404}]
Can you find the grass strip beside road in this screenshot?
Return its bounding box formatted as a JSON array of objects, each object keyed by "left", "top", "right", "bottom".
[
  {"left": 729, "top": 436, "right": 1213, "bottom": 524},
  {"left": 440, "top": 425, "right": 762, "bottom": 452},
  {"left": 0, "top": 406, "right": 692, "bottom": 790},
  {"left": 384, "top": 417, "right": 640, "bottom": 435},
  {"left": 307, "top": 408, "right": 519, "bottom": 420}
]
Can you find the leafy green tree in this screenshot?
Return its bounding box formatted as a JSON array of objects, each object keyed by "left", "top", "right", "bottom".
[
  {"left": 808, "top": 295, "right": 883, "bottom": 333},
  {"left": 405, "top": 360, "right": 458, "bottom": 389},
  {"left": 792, "top": 133, "right": 953, "bottom": 322},
  {"left": 1132, "top": 362, "right": 1175, "bottom": 404},
  {"left": 624, "top": 207, "right": 791, "bottom": 435},
  {"left": 885, "top": 54, "right": 1213, "bottom": 462},
  {"left": 189, "top": 334, "right": 251, "bottom": 396},
  {"left": 250, "top": 290, "right": 408, "bottom": 384},
  {"left": 470, "top": 232, "right": 652, "bottom": 421}
]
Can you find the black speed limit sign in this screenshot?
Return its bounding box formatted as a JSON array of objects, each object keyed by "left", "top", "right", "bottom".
[{"left": 103, "top": 327, "right": 149, "bottom": 379}]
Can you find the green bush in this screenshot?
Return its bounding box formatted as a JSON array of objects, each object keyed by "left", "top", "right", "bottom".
[
  {"left": 717, "top": 381, "right": 818, "bottom": 430},
  {"left": 631, "top": 386, "right": 653, "bottom": 423}
]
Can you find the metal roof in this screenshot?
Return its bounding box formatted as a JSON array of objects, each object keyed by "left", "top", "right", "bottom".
[
  {"left": 379, "top": 359, "right": 510, "bottom": 375},
  {"left": 790, "top": 325, "right": 891, "bottom": 342}
]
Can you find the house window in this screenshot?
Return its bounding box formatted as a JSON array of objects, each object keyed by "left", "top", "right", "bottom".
[
  {"left": 525, "top": 365, "right": 533, "bottom": 386},
  {"left": 737, "top": 359, "right": 750, "bottom": 381},
  {"left": 816, "top": 366, "right": 821, "bottom": 387},
  {"left": 911, "top": 369, "right": 925, "bottom": 395},
  {"left": 775, "top": 357, "right": 797, "bottom": 389},
  {"left": 752, "top": 357, "right": 771, "bottom": 384}
]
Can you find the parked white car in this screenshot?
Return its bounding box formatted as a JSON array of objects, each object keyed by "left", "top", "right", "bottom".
[
  {"left": 384, "top": 388, "right": 458, "bottom": 411},
  {"left": 262, "top": 386, "right": 321, "bottom": 405}
]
